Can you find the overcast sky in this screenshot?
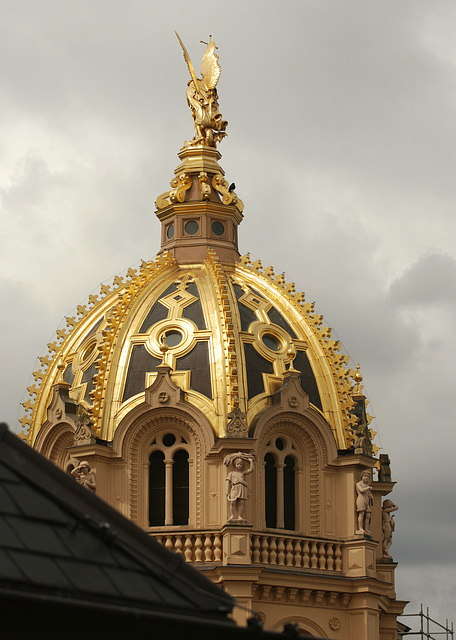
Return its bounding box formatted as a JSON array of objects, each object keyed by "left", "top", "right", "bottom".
[{"left": 1, "top": 0, "right": 455, "bottom": 625}]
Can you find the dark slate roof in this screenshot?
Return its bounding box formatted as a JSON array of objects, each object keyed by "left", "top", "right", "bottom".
[{"left": 0, "top": 423, "right": 234, "bottom": 617}]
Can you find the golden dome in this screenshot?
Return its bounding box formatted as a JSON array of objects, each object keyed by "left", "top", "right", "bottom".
[
  {"left": 20, "top": 131, "right": 368, "bottom": 456},
  {"left": 20, "top": 142, "right": 369, "bottom": 452}
]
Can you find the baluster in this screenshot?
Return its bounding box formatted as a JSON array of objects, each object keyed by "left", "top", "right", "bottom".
[
  {"left": 204, "top": 534, "right": 213, "bottom": 561},
  {"left": 175, "top": 535, "right": 183, "bottom": 555},
  {"left": 335, "top": 544, "right": 342, "bottom": 571},
  {"left": 155, "top": 536, "right": 163, "bottom": 546},
  {"left": 213, "top": 535, "right": 222, "bottom": 561},
  {"left": 310, "top": 542, "right": 318, "bottom": 569},
  {"left": 327, "top": 544, "right": 334, "bottom": 571},
  {"left": 318, "top": 542, "right": 326, "bottom": 569},
  {"left": 277, "top": 538, "right": 285, "bottom": 566},
  {"left": 286, "top": 539, "right": 294, "bottom": 566},
  {"left": 269, "top": 537, "right": 277, "bottom": 565},
  {"left": 303, "top": 541, "right": 310, "bottom": 568},
  {"left": 261, "top": 536, "right": 269, "bottom": 564},
  {"left": 195, "top": 534, "right": 203, "bottom": 562},
  {"left": 184, "top": 535, "right": 193, "bottom": 562},
  {"left": 252, "top": 536, "right": 261, "bottom": 563},
  {"left": 165, "top": 536, "right": 173, "bottom": 553},
  {"left": 294, "top": 539, "right": 302, "bottom": 567}
]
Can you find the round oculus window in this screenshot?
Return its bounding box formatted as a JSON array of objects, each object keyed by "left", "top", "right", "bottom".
[
  {"left": 162, "top": 433, "right": 176, "bottom": 447},
  {"left": 166, "top": 224, "right": 174, "bottom": 239},
  {"left": 262, "top": 333, "right": 281, "bottom": 351},
  {"left": 163, "top": 330, "right": 183, "bottom": 347},
  {"left": 184, "top": 220, "right": 199, "bottom": 235},
  {"left": 211, "top": 220, "right": 225, "bottom": 236}
]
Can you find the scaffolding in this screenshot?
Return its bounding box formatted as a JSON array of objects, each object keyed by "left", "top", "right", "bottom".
[{"left": 400, "top": 605, "right": 454, "bottom": 640}]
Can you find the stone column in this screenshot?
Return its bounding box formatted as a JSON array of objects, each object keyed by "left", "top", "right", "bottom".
[{"left": 164, "top": 458, "right": 174, "bottom": 525}]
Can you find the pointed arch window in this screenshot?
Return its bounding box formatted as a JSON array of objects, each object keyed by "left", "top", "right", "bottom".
[{"left": 148, "top": 434, "right": 190, "bottom": 526}]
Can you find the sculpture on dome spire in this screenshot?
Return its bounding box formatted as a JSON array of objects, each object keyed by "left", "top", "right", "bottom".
[{"left": 175, "top": 32, "right": 228, "bottom": 148}]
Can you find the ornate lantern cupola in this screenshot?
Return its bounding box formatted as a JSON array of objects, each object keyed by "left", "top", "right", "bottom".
[{"left": 154, "top": 34, "right": 244, "bottom": 265}]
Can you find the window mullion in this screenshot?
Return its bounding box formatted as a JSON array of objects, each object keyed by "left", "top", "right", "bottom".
[{"left": 164, "top": 458, "right": 174, "bottom": 525}]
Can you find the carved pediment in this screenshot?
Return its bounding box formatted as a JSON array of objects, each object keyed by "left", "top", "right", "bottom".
[
  {"left": 46, "top": 383, "right": 78, "bottom": 429},
  {"left": 145, "top": 364, "right": 184, "bottom": 408},
  {"left": 271, "top": 369, "right": 310, "bottom": 414}
]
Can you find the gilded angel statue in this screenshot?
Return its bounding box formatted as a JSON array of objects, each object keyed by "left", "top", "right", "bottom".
[{"left": 175, "top": 32, "right": 228, "bottom": 147}]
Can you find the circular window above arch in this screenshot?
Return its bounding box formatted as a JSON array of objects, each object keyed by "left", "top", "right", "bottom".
[{"left": 162, "top": 433, "right": 176, "bottom": 447}]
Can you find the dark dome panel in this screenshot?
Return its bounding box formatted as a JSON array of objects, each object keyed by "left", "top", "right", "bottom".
[
  {"left": 233, "top": 285, "right": 257, "bottom": 331},
  {"left": 81, "top": 362, "right": 97, "bottom": 404},
  {"left": 140, "top": 284, "right": 178, "bottom": 333},
  {"left": 181, "top": 281, "right": 206, "bottom": 330},
  {"left": 244, "top": 343, "right": 274, "bottom": 400},
  {"left": 176, "top": 341, "right": 211, "bottom": 398},
  {"left": 267, "top": 306, "right": 297, "bottom": 339},
  {"left": 123, "top": 344, "right": 161, "bottom": 402},
  {"left": 294, "top": 350, "right": 322, "bottom": 410}
]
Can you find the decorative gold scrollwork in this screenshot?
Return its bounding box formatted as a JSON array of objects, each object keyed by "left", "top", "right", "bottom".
[
  {"left": 155, "top": 191, "right": 171, "bottom": 210},
  {"left": 198, "top": 172, "right": 211, "bottom": 201},
  {"left": 212, "top": 174, "right": 244, "bottom": 212},
  {"left": 212, "top": 174, "right": 235, "bottom": 205},
  {"left": 169, "top": 173, "right": 192, "bottom": 203}
]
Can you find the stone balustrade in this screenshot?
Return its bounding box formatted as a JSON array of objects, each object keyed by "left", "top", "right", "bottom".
[
  {"left": 150, "top": 530, "right": 343, "bottom": 573},
  {"left": 251, "top": 534, "right": 343, "bottom": 572},
  {"left": 153, "top": 531, "right": 223, "bottom": 563}
]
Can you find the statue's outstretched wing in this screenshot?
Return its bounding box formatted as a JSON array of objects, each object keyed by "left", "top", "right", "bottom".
[
  {"left": 200, "top": 38, "right": 221, "bottom": 90},
  {"left": 175, "top": 31, "right": 199, "bottom": 92}
]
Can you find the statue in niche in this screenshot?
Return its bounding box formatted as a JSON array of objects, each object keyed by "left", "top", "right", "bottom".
[
  {"left": 71, "top": 460, "right": 96, "bottom": 493},
  {"left": 224, "top": 452, "right": 255, "bottom": 521},
  {"left": 355, "top": 470, "right": 373, "bottom": 534},
  {"left": 382, "top": 499, "right": 399, "bottom": 559},
  {"left": 175, "top": 32, "right": 227, "bottom": 147},
  {"left": 378, "top": 453, "right": 392, "bottom": 482}
]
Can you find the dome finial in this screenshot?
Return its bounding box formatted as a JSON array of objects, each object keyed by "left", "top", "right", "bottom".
[
  {"left": 56, "top": 358, "right": 66, "bottom": 384},
  {"left": 175, "top": 32, "right": 227, "bottom": 148},
  {"left": 159, "top": 336, "right": 170, "bottom": 366},
  {"left": 354, "top": 362, "right": 363, "bottom": 394},
  {"left": 286, "top": 343, "right": 299, "bottom": 372}
]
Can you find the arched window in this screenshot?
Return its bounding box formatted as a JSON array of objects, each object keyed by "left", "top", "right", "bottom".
[
  {"left": 173, "top": 449, "right": 189, "bottom": 525},
  {"left": 265, "top": 453, "right": 277, "bottom": 528},
  {"left": 264, "top": 438, "right": 297, "bottom": 530},
  {"left": 149, "top": 451, "right": 165, "bottom": 525},
  {"left": 148, "top": 433, "right": 189, "bottom": 527},
  {"left": 283, "top": 455, "right": 295, "bottom": 530}
]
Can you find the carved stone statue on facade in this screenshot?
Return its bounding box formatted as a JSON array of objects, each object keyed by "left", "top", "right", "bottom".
[
  {"left": 378, "top": 453, "right": 392, "bottom": 482},
  {"left": 355, "top": 470, "right": 373, "bottom": 534},
  {"left": 224, "top": 452, "right": 255, "bottom": 522},
  {"left": 176, "top": 32, "right": 227, "bottom": 147},
  {"left": 382, "top": 499, "right": 398, "bottom": 559},
  {"left": 354, "top": 424, "right": 373, "bottom": 457},
  {"left": 71, "top": 460, "right": 96, "bottom": 492}
]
